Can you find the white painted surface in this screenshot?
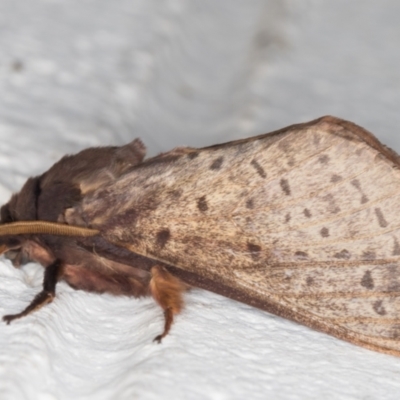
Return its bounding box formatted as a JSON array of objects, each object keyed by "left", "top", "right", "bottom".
[{"left": 0, "top": 1, "right": 400, "bottom": 399}]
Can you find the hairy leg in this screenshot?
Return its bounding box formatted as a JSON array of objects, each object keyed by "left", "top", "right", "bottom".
[
  {"left": 3, "top": 259, "right": 62, "bottom": 323},
  {"left": 149, "top": 266, "right": 188, "bottom": 342}
]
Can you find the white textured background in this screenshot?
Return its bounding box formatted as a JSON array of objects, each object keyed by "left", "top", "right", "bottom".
[{"left": 1, "top": 1, "right": 400, "bottom": 399}]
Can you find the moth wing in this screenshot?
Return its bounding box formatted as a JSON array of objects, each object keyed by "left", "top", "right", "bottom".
[{"left": 72, "top": 116, "right": 400, "bottom": 356}]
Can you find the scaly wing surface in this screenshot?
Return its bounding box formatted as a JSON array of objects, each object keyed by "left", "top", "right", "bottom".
[{"left": 70, "top": 116, "right": 400, "bottom": 356}]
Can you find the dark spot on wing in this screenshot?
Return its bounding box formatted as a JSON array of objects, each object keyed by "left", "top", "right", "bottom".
[
  {"left": 318, "top": 154, "right": 329, "bottom": 164},
  {"left": 210, "top": 156, "right": 224, "bottom": 170},
  {"left": 306, "top": 277, "right": 314, "bottom": 286},
  {"left": 373, "top": 300, "right": 386, "bottom": 316},
  {"left": 285, "top": 213, "right": 291, "bottom": 223},
  {"left": 387, "top": 264, "right": 400, "bottom": 292},
  {"left": 351, "top": 179, "right": 369, "bottom": 204},
  {"left": 197, "top": 196, "right": 208, "bottom": 212},
  {"left": 278, "top": 140, "right": 290, "bottom": 152},
  {"left": 250, "top": 159, "right": 267, "bottom": 178},
  {"left": 360, "top": 195, "right": 369, "bottom": 204},
  {"left": 280, "top": 178, "right": 291, "bottom": 196},
  {"left": 239, "top": 189, "right": 249, "bottom": 198},
  {"left": 188, "top": 151, "right": 199, "bottom": 159},
  {"left": 393, "top": 238, "right": 400, "bottom": 256},
  {"left": 247, "top": 243, "right": 261, "bottom": 260},
  {"left": 320, "top": 227, "right": 329, "bottom": 237},
  {"left": 168, "top": 189, "right": 182, "bottom": 200},
  {"left": 375, "top": 208, "right": 388, "bottom": 228},
  {"left": 391, "top": 329, "right": 400, "bottom": 340},
  {"left": 331, "top": 174, "right": 342, "bottom": 183},
  {"left": 313, "top": 135, "right": 321, "bottom": 146},
  {"left": 322, "top": 194, "right": 340, "bottom": 214},
  {"left": 361, "top": 270, "right": 374, "bottom": 289},
  {"left": 294, "top": 251, "right": 308, "bottom": 260},
  {"left": 334, "top": 249, "right": 351, "bottom": 259},
  {"left": 362, "top": 250, "right": 376, "bottom": 260},
  {"left": 246, "top": 199, "right": 254, "bottom": 209},
  {"left": 351, "top": 179, "right": 361, "bottom": 190},
  {"left": 303, "top": 208, "right": 311, "bottom": 218},
  {"left": 156, "top": 229, "right": 171, "bottom": 249}
]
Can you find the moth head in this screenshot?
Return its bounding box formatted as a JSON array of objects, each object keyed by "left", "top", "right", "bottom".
[
  {"left": 0, "top": 138, "right": 143, "bottom": 266},
  {"left": 0, "top": 175, "right": 97, "bottom": 268},
  {"left": 0, "top": 177, "right": 41, "bottom": 266}
]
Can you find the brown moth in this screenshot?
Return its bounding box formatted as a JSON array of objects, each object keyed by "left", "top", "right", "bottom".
[{"left": 1, "top": 116, "right": 400, "bottom": 355}]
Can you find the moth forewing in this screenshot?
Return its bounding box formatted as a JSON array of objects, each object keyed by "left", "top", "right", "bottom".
[{"left": 3, "top": 116, "right": 400, "bottom": 356}]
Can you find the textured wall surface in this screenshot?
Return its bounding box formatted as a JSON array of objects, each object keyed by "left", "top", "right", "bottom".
[{"left": 1, "top": 1, "right": 400, "bottom": 399}]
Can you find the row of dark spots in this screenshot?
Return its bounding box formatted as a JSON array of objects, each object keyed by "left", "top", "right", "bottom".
[
  {"left": 284, "top": 209, "right": 332, "bottom": 238},
  {"left": 294, "top": 247, "right": 386, "bottom": 261},
  {"left": 283, "top": 212, "right": 331, "bottom": 238},
  {"left": 303, "top": 266, "right": 387, "bottom": 317},
  {"left": 335, "top": 249, "right": 376, "bottom": 260},
  {"left": 331, "top": 176, "right": 369, "bottom": 207},
  {"left": 188, "top": 153, "right": 223, "bottom": 168},
  {"left": 293, "top": 248, "right": 351, "bottom": 260},
  {"left": 209, "top": 155, "right": 268, "bottom": 180}
]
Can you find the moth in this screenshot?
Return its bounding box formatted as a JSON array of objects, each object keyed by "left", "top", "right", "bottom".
[{"left": 1, "top": 116, "right": 400, "bottom": 355}]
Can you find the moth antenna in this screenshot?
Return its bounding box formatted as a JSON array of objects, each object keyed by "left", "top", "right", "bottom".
[{"left": 0, "top": 221, "right": 99, "bottom": 237}]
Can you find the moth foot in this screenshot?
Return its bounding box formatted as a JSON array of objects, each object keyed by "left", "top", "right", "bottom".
[
  {"left": 2, "top": 291, "right": 54, "bottom": 325},
  {"left": 153, "top": 334, "right": 163, "bottom": 344},
  {"left": 3, "top": 314, "right": 21, "bottom": 324}
]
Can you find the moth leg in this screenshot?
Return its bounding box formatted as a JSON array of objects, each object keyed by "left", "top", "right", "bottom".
[
  {"left": 149, "top": 266, "right": 187, "bottom": 343},
  {"left": 3, "top": 259, "right": 62, "bottom": 324}
]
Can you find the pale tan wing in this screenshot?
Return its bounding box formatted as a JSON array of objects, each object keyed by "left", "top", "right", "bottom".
[{"left": 71, "top": 116, "right": 400, "bottom": 356}]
